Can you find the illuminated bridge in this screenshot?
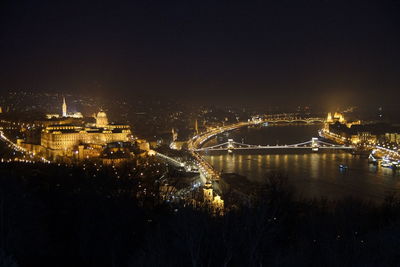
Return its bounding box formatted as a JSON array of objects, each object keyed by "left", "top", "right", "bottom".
[
  {"left": 187, "top": 118, "right": 327, "bottom": 181},
  {"left": 195, "top": 138, "right": 353, "bottom": 152},
  {"left": 262, "top": 116, "right": 325, "bottom": 124}
]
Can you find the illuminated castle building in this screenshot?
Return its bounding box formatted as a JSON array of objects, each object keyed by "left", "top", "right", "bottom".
[
  {"left": 38, "top": 99, "right": 132, "bottom": 160},
  {"left": 41, "top": 122, "right": 131, "bottom": 151}
]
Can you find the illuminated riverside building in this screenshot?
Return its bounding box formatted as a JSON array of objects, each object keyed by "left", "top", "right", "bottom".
[
  {"left": 385, "top": 133, "right": 400, "bottom": 144},
  {"left": 326, "top": 112, "right": 361, "bottom": 128},
  {"left": 324, "top": 111, "right": 379, "bottom": 145},
  {"left": 350, "top": 132, "right": 377, "bottom": 145},
  {"left": 326, "top": 112, "right": 346, "bottom": 124}
]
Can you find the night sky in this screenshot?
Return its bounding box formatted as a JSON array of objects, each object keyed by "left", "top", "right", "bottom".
[{"left": 1, "top": 0, "right": 400, "bottom": 106}]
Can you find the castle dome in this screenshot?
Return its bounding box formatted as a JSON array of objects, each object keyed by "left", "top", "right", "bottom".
[
  {"left": 97, "top": 111, "right": 107, "bottom": 118},
  {"left": 95, "top": 111, "right": 109, "bottom": 127}
]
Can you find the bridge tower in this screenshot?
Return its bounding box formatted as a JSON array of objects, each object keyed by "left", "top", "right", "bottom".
[
  {"left": 311, "top": 137, "right": 319, "bottom": 151},
  {"left": 227, "top": 139, "right": 234, "bottom": 149}
]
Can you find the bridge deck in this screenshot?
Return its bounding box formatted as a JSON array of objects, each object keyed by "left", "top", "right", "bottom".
[
  {"left": 196, "top": 146, "right": 353, "bottom": 151},
  {"left": 196, "top": 138, "right": 353, "bottom": 152}
]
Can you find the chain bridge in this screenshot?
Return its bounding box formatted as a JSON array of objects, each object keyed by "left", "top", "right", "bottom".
[{"left": 195, "top": 138, "right": 353, "bottom": 152}]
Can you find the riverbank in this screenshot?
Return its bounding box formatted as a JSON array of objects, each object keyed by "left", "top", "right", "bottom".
[{"left": 203, "top": 124, "right": 400, "bottom": 202}]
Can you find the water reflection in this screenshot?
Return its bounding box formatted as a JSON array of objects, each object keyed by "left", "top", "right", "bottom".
[{"left": 202, "top": 125, "right": 400, "bottom": 202}]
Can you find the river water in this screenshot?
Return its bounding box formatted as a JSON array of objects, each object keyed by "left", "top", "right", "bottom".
[{"left": 202, "top": 124, "right": 400, "bottom": 202}]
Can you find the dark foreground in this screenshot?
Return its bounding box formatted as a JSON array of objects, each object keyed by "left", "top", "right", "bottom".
[{"left": 1, "top": 163, "right": 400, "bottom": 267}]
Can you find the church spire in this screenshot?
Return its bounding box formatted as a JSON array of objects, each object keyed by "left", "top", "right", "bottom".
[{"left": 62, "top": 96, "right": 67, "bottom": 117}]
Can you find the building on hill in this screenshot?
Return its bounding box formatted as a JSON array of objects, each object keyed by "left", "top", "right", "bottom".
[
  {"left": 40, "top": 119, "right": 131, "bottom": 160},
  {"left": 23, "top": 98, "right": 132, "bottom": 161}
]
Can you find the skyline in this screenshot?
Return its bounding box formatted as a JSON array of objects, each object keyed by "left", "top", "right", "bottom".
[
  {"left": 1, "top": 0, "right": 400, "bottom": 106},
  {"left": 2, "top": 2, "right": 400, "bottom": 266}
]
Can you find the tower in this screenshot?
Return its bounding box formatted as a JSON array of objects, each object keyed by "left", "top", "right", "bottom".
[
  {"left": 203, "top": 181, "right": 213, "bottom": 204},
  {"left": 311, "top": 137, "right": 319, "bottom": 152},
  {"left": 62, "top": 97, "right": 67, "bottom": 117},
  {"left": 195, "top": 119, "right": 199, "bottom": 134},
  {"left": 326, "top": 112, "right": 332, "bottom": 123}
]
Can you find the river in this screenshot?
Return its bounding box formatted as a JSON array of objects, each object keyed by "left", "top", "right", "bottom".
[{"left": 202, "top": 124, "right": 400, "bottom": 202}]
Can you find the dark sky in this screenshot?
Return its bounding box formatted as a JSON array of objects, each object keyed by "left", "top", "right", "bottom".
[{"left": 1, "top": 0, "right": 400, "bottom": 107}]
